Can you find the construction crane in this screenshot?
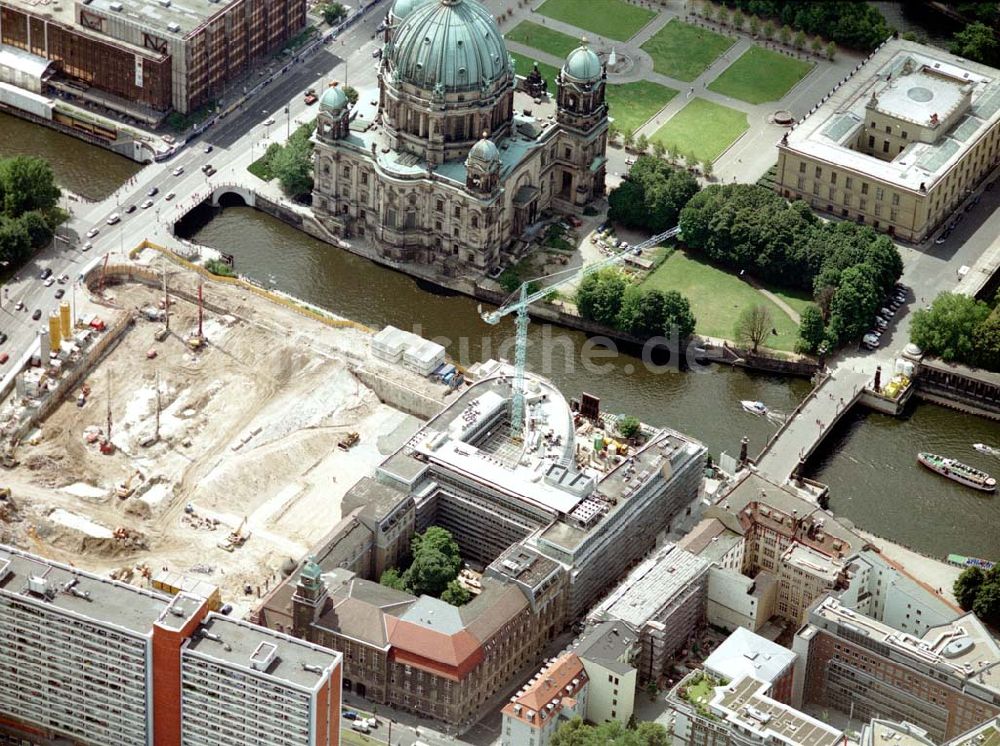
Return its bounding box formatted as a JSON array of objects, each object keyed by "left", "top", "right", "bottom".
[{"left": 479, "top": 226, "right": 680, "bottom": 438}]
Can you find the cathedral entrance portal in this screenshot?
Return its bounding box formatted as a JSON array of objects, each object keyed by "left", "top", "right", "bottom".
[{"left": 513, "top": 184, "right": 539, "bottom": 236}]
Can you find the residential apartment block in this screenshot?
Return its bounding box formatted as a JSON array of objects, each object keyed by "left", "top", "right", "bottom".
[
  {"left": 793, "top": 594, "right": 1000, "bottom": 741},
  {"left": 0, "top": 544, "right": 342, "bottom": 746},
  {"left": 255, "top": 358, "right": 705, "bottom": 727},
  {"left": 0, "top": 0, "right": 305, "bottom": 118},
  {"left": 776, "top": 39, "right": 1000, "bottom": 242},
  {"left": 501, "top": 652, "right": 588, "bottom": 746},
  {"left": 571, "top": 620, "right": 639, "bottom": 726}
]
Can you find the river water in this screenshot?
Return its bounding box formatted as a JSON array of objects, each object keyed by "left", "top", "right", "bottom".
[
  {"left": 0, "top": 112, "right": 142, "bottom": 201},
  {"left": 4, "top": 114, "right": 996, "bottom": 561},
  {"left": 189, "top": 206, "right": 1000, "bottom": 561}
]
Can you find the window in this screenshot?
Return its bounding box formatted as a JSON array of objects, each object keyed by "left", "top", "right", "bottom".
[
  {"left": 829, "top": 186, "right": 836, "bottom": 200},
  {"left": 830, "top": 172, "right": 837, "bottom": 184},
  {"left": 876, "top": 187, "right": 884, "bottom": 201},
  {"left": 885, "top": 125, "right": 892, "bottom": 134},
  {"left": 845, "top": 176, "right": 853, "bottom": 190},
  {"left": 871, "top": 121, "right": 876, "bottom": 129},
  {"left": 799, "top": 162, "right": 806, "bottom": 173},
  {"left": 891, "top": 193, "right": 899, "bottom": 206},
  {"left": 874, "top": 203, "right": 881, "bottom": 217},
  {"left": 472, "top": 215, "right": 479, "bottom": 228},
  {"left": 813, "top": 181, "right": 820, "bottom": 195},
  {"left": 859, "top": 197, "right": 867, "bottom": 211},
  {"left": 797, "top": 175, "right": 805, "bottom": 190},
  {"left": 861, "top": 183, "right": 869, "bottom": 195},
  {"left": 361, "top": 172, "right": 369, "bottom": 186},
  {"left": 890, "top": 207, "right": 898, "bottom": 221},
  {"left": 868, "top": 135, "right": 875, "bottom": 149},
  {"left": 453, "top": 205, "right": 461, "bottom": 218},
  {"left": 436, "top": 200, "right": 444, "bottom": 212},
  {"left": 815, "top": 166, "right": 822, "bottom": 178},
  {"left": 564, "top": 147, "right": 572, "bottom": 159},
  {"left": 901, "top": 130, "right": 908, "bottom": 139},
  {"left": 882, "top": 140, "right": 890, "bottom": 153}
]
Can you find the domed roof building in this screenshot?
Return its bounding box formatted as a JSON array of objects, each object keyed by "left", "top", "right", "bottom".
[{"left": 313, "top": 0, "right": 608, "bottom": 272}]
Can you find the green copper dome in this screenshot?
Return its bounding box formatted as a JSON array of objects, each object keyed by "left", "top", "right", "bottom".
[
  {"left": 390, "top": 0, "right": 432, "bottom": 20},
  {"left": 319, "top": 84, "right": 348, "bottom": 112},
  {"left": 563, "top": 43, "right": 602, "bottom": 82},
  {"left": 388, "top": 0, "right": 511, "bottom": 93},
  {"left": 468, "top": 134, "right": 499, "bottom": 164}
]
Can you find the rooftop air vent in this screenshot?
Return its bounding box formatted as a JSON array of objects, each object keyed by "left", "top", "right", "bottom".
[
  {"left": 109, "top": 1, "right": 123, "bottom": 9},
  {"left": 167, "top": 21, "right": 181, "bottom": 32},
  {"left": 249, "top": 641, "right": 278, "bottom": 671},
  {"left": 159, "top": 0, "right": 170, "bottom": 6}
]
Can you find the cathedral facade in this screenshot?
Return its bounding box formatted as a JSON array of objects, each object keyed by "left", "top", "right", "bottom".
[{"left": 311, "top": 0, "right": 608, "bottom": 274}]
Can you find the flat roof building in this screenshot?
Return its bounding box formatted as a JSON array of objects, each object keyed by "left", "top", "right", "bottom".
[
  {"left": 775, "top": 39, "right": 1000, "bottom": 242},
  {"left": 0, "top": 0, "right": 306, "bottom": 117},
  {"left": 704, "top": 627, "right": 797, "bottom": 704},
  {"left": 0, "top": 544, "right": 342, "bottom": 746}
]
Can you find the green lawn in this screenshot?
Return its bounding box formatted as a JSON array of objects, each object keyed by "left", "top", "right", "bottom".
[
  {"left": 642, "top": 249, "right": 800, "bottom": 351},
  {"left": 650, "top": 98, "right": 748, "bottom": 162},
  {"left": 510, "top": 52, "right": 561, "bottom": 92},
  {"left": 536, "top": 0, "right": 655, "bottom": 42},
  {"left": 708, "top": 46, "right": 813, "bottom": 104},
  {"left": 764, "top": 283, "right": 815, "bottom": 318},
  {"left": 505, "top": 21, "right": 580, "bottom": 59},
  {"left": 640, "top": 19, "right": 732, "bottom": 81},
  {"left": 606, "top": 81, "right": 678, "bottom": 133}
]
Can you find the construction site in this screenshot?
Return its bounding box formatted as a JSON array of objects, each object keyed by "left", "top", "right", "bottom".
[{"left": 0, "top": 248, "right": 447, "bottom": 616}]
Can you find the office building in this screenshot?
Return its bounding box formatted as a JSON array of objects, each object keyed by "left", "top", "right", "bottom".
[
  {"left": 792, "top": 594, "right": 1000, "bottom": 741},
  {"left": 0, "top": 544, "right": 342, "bottom": 746},
  {"left": 703, "top": 627, "right": 797, "bottom": 705},
  {"left": 667, "top": 672, "right": 844, "bottom": 746},
  {"left": 312, "top": 0, "right": 608, "bottom": 272},
  {"left": 588, "top": 543, "right": 709, "bottom": 683},
  {"left": 776, "top": 39, "right": 1000, "bottom": 242},
  {"left": 501, "top": 652, "right": 588, "bottom": 746},
  {"left": 860, "top": 720, "right": 936, "bottom": 746},
  {"left": 256, "top": 357, "right": 705, "bottom": 726},
  {"left": 0, "top": 0, "right": 305, "bottom": 119}
]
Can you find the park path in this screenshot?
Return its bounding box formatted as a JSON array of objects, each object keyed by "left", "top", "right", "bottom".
[{"left": 743, "top": 277, "right": 802, "bottom": 324}]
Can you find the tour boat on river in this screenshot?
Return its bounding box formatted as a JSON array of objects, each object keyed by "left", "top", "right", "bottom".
[{"left": 918, "top": 452, "right": 996, "bottom": 492}]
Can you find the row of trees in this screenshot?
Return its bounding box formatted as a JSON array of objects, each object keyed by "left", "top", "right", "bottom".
[
  {"left": 714, "top": 1, "right": 892, "bottom": 51},
  {"left": 910, "top": 292, "right": 1000, "bottom": 372},
  {"left": 607, "top": 128, "right": 714, "bottom": 178},
  {"left": 694, "top": 2, "right": 836, "bottom": 59},
  {"left": 608, "top": 157, "right": 700, "bottom": 234},
  {"left": 576, "top": 268, "right": 697, "bottom": 341},
  {"left": 678, "top": 184, "right": 902, "bottom": 351},
  {"left": 0, "top": 156, "right": 64, "bottom": 266},
  {"left": 954, "top": 564, "right": 1000, "bottom": 627},
  {"left": 379, "top": 527, "right": 472, "bottom": 606},
  {"left": 552, "top": 717, "right": 668, "bottom": 746}
]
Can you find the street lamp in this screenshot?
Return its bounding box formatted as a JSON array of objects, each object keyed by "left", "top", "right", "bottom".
[{"left": 285, "top": 105, "right": 290, "bottom": 139}]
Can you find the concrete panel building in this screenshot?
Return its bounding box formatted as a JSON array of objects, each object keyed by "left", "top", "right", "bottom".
[
  {"left": 792, "top": 594, "right": 1000, "bottom": 741},
  {"left": 776, "top": 39, "right": 1000, "bottom": 242},
  {"left": 0, "top": 544, "right": 342, "bottom": 746}
]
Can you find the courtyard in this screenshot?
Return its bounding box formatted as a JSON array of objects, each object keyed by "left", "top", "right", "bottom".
[{"left": 640, "top": 19, "right": 733, "bottom": 81}]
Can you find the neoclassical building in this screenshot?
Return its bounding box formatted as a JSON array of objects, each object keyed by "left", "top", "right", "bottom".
[{"left": 311, "top": 0, "right": 608, "bottom": 273}]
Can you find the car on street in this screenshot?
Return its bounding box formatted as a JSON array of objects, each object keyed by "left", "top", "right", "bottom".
[
  {"left": 0, "top": 333, "right": 8, "bottom": 344},
  {"left": 172, "top": 167, "right": 184, "bottom": 176},
  {"left": 862, "top": 333, "right": 880, "bottom": 349},
  {"left": 342, "top": 711, "right": 359, "bottom": 721},
  {"left": 0, "top": 353, "right": 8, "bottom": 365},
  {"left": 59, "top": 274, "right": 70, "bottom": 284},
  {"left": 350, "top": 722, "right": 369, "bottom": 734},
  {"left": 86, "top": 228, "right": 100, "bottom": 238},
  {"left": 263, "top": 117, "right": 275, "bottom": 126},
  {"left": 55, "top": 289, "right": 65, "bottom": 299},
  {"left": 40, "top": 268, "right": 53, "bottom": 280},
  {"left": 874, "top": 317, "right": 888, "bottom": 331},
  {"left": 141, "top": 199, "right": 154, "bottom": 209},
  {"left": 201, "top": 164, "right": 213, "bottom": 173},
  {"left": 126, "top": 204, "right": 137, "bottom": 214},
  {"left": 148, "top": 187, "right": 159, "bottom": 197},
  {"left": 106, "top": 213, "right": 121, "bottom": 225},
  {"left": 966, "top": 195, "right": 981, "bottom": 211},
  {"left": 204, "top": 144, "right": 213, "bottom": 153},
  {"left": 205, "top": 166, "right": 217, "bottom": 177},
  {"left": 372, "top": 48, "right": 382, "bottom": 59},
  {"left": 14, "top": 302, "right": 24, "bottom": 311},
  {"left": 935, "top": 230, "right": 950, "bottom": 244},
  {"left": 82, "top": 241, "right": 92, "bottom": 251},
  {"left": 165, "top": 192, "right": 176, "bottom": 201},
  {"left": 43, "top": 278, "right": 54, "bottom": 287},
  {"left": 31, "top": 309, "right": 41, "bottom": 321}
]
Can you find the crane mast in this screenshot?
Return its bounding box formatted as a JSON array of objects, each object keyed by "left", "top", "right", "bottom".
[{"left": 480, "top": 226, "right": 680, "bottom": 438}]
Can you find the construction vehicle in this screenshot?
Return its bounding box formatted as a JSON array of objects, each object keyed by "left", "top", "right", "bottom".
[
  {"left": 154, "top": 328, "right": 169, "bottom": 342},
  {"left": 217, "top": 516, "right": 250, "bottom": 552},
  {"left": 479, "top": 225, "right": 680, "bottom": 437},
  {"left": 338, "top": 432, "right": 359, "bottom": 451},
  {"left": 115, "top": 470, "right": 142, "bottom": 499}
]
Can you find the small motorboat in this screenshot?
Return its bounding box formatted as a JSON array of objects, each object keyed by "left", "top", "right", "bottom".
[
  {"left": 741, "top": 400, "right": 768, "bottom": 416},
  {"left": 973, "top": 443, "right": 1000, "bottom": 457}
]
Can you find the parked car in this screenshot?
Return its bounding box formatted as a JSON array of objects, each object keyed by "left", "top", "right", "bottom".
[
  {"left": 263, "top": 117, "right": 275, "bottom": 126},
  {"left": 40, "top": 268, "right": 53, "bottom": 280},
  {"left": 165, "top": 192, "right": 176, "bottom": 201},
  {"left": 874, "top": 318, "right": 888, "bottom": 331},
  {"left": 205, "top": 167, "right": 217, "bottom": 177},
  {"left": 351, "top": 722, "right": 370, "bottom": 734},
  {"left": 43, "top": 278, "right": 54, "bottom": 287},
  {"left": 201, "top": 164, "right": 213, "bottom": 173},
  {"left": 220, "top": 604, "right": 233, "bottom": 615},
  {"left": 372, "top": 48, "right": 382, "bottom": 59},
  {"left": 0, "top": 353, "right": 8, "bottom": 365},
  {"left": 0, "top": 332, "right": 8, "bottom": 344},
  {"left": 14, "top": 302, "right": 24, "bottom": 311},
  {"left": 935, "top": 230, "right": 950, "bottom": 245},
  {"left": 31, "top": 309, "right": 41, "bottom": 321},
  {"left": 862, "top": 333, "right": 880, "bottom": 349},
  {"left": 82, "top": 242, "right": 93, "bottom": 251},
  {"left": 342, "top": 711, "right": 359, "bottom": 721},
  {"left": 204, "top": 144, "right": 213, "bottom": 153}
]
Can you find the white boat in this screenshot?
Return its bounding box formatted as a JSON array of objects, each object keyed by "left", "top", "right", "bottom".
[
  {"left": 973, "top": 443, "right": 1000, "bottom": 456},
  {"left": 741, "top": 400, "right": 768, "bottom": 416}
]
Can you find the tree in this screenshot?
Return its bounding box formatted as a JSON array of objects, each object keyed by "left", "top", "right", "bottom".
[
  {"left": 403, "top": 527, "right": 462, "bottom": 597},
  {"left": 441, "top": 579, "right": 471, "bottom": 606},
  {"left": 343, "top": 85, "right": 359, "bottom": 105},
  {"left": 0, "top": 216, "right": 31, "bottom": 265},
  {"left": 552, "top": 717, "right": 669, "bottom": 745},
  {"left": 954, "top": 567, "right": 985, "bottom": 610},
  {"left": 320, "top": 2, "right": 347, "bottom": 25},
  {"left": 379, "top": 568, "right": 408, "bottom": 591},
  {"left": 609, "top": 122, "right": 621, "bottom": 146},
  {"left": 0, "top": 156, "right": 61, "bottom": 218},
  {"left": 662, "top": 289, "right": 696, "bottom": 339},
  {"left": 826, "top": 41, "right": 837, "bottom": 60},
  {"left": 972, "top": 311, "right": 1000, "bottom": 371},
  {"left": 950, "top": 21, "right": 999, "bottom": 67},
  {"left": 18, "top": 210, "right": 53, "bottom": 249},
  {"left": 718, "top": 7, "right": 729, "bottom": 26},
  {"left": 810, "top": 36, "right": 823, "bottom": 55},
  {"left": 617, "top": 415, "right": 641, "bottom": 439},
  {"left": 735, "top": 305, "right": 773, "bottom": 353},
  {"left": 635, "top": 133, "right": 649, "bottom": 154},
  {"left": 732, "top": 9, "right": 744, "bottom": 30},
  {"left": 607, "top": 156, "right": 699, "bottom": 233},
  {"left": 827, "top": 264, "right": 880, "bottom": 344},
  {"left": 635, "top": 722, "right": 670, "bottom": 746},
  {"left": 624, "top": 129, "right": 636, "bottom": 151},
  {"left": 779, "top": 25, "right": 792, "bottom": 46},
  {"left": 972, "top": 581, "right": 1000, "bottom": 626},
  {"left": 701, "top": 160, "right": 713, "bottom": 179},
  {"left": 652, "top": 140, "right": 666, "bottom": 160},
  {"left": 575, "top": 268, "right": 629, "bottom": 327},
  {"left": 749, "top": 16, "right": 760, "bottom": 37},
  {"left": 910, "top": 292, "right": 991, "bottom": 362},
  {"left": 668, "top": 143, "right": 681, "bottom": 164},
  {"left": 763, "top": 19, "right": 775, "bottom": 40},
  {"left": 796, "top": 304, "right": 825, "bottom": 354},
  {"left": 794, "top": 30, "right": 807, "bottom": 49}
]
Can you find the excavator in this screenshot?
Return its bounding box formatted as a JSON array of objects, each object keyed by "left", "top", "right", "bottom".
[{"left": 217, "top": 516, "right": 250, "bottom": 552}]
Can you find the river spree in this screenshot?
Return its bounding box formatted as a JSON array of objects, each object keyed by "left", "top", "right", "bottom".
[
  {"left": 191, "top": 205, "right": 1000, "bottom": 561},
  {"left": 0, "top": 112, "right": 141, "bottom": 201}
]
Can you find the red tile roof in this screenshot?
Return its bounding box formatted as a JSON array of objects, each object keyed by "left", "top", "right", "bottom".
[
  {"left": 385, "top": 617, "right": 484, "bottom": 680},
  {"left": 502, "top": 653, "right": 587, "bottom": 727}
]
